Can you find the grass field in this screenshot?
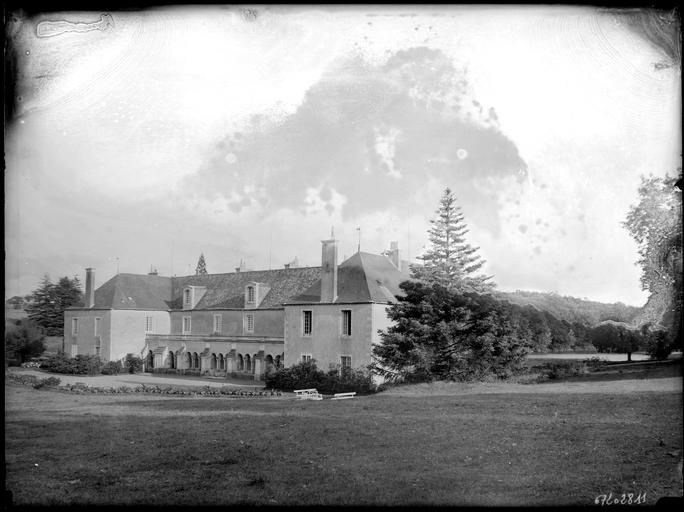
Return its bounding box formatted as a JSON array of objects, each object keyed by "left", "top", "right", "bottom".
[{"left": 5, "top": 363, "right": 683, "bottom": 506}]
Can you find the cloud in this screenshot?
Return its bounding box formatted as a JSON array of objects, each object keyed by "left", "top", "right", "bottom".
[{"left": 184, "top": 47, "right": 527, "bottom": 233}]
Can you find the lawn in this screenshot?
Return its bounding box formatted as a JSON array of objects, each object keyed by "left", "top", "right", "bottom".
[{"left": 5, "top": 370, "right": 682, "bottom": 507}]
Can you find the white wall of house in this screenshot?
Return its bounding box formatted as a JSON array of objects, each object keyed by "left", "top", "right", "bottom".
[
  {"left": 284, "top": 302, "right": 386, "bottom": 370},
  {"left": 109, "top": 310, "right": 170, "bottom": 361}
]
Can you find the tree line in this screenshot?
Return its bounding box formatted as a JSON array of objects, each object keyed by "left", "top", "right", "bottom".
[{"left": 373, "top": 183, "right": 680, "bottom": 383}]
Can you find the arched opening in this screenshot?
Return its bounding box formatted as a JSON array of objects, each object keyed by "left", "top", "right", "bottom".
[
  {"left": 145, "top": 351, "right": 154, "bottom": 371},
  {"left": 244, "top": 354, "right": 251, "bottom": 373},
  {"left": 265, "top": 354, "right": 274, "bottom": 371},
  {"left": 219, "top": 353, "right": 225, "bottom": 370},
  {"left": 251, "top": 354, "right": 257, "bottom": 374},
  {"left": 166, "top": 351, "right": 175, "bottom": 369},
  {"left": 192, "top": 352, "right": 199, "bottom": 369},
  {"left": 275, "top": 354, "right": 282, "bottom": 369},
  {"left": 210, "top": 353, "right": 217, "bottom": 369},
  {"left": 237, "top": 354, "right": 244, "bottom": 371}
]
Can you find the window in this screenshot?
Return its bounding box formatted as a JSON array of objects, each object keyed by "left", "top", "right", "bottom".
[
  {"left": 245, "top": 314, "right": 254, "bottom": 333},
  {"left": 213, "top": 314, "right": 222, "bottom": 334},
  {"left": 145, "top": 316, "right": 153, "bottom": 333},
  {"left": 184, "top": 288, "right": 191, "bottom": 306},
  {"left": 342, "top": 310, "right": 352, "bottom": 336},
  {"left": 71, "top": 318, "right": 79, "bottom": 336},
  {"left": 302, "top": 310, "right": 312, "bottom": 335},
  {"left": 341, "top": 355, "right": 352, "bottom": 369},
  {"left": 247, "top": 286, "right": 255, "bottom": 303},
  {"left": 94, "top": 317, "right": 101, "bottom": 336},
  {"left": 182, "top": 316, "right": 191, "bottom": 334},
  {"left": 302, "top": 354, "right": 312, "bottom": 363}
]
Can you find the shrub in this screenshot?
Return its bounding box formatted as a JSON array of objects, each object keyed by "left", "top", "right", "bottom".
[
  {"left": 41, "top": 354, "right": 103, "bottom": 375},
  {"left": 265, "top": 360, "right": 377, "bottom": 395},
  {"left": 5, "top": 319, "right": 46, "bottom": 365},
  {"left": 101, "top": 360, "right": 123, "bottom": 375},
  {"left": 33, "top": 376, "right": 61, "bottom": 389},
  {"left": 646, "top": 330, "right": 673, "bottom": 360},
  {"left": 124, "top": 354, "right": 144, "bottom": 374},
  {"left": 542, "top": 361, "right": 588, "bottom": 380}
]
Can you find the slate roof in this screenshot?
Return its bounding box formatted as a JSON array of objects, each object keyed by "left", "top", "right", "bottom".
[
  {"left": 288, "top": 252, "right": 412, "bottom": 304},
  {"left": 169, "top": 267, "right": 321, "bottom": 309},
  {"left": 91, "top": 273, "right": 174, "bottom": 310},
  {"left": 71, "top": 251, "right": 407, "bottom": 310}
]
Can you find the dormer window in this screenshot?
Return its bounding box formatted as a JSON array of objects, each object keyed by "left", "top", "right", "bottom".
[
  {"left": 244, "top": 282, "right": 270, "bottom": 309},
  {"left": 182, "top": 286, "right": 207, "bottom": 310}
]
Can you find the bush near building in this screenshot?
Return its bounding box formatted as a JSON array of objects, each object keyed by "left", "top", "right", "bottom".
[
  {"left": 123, "top": 354, "right": 143, "bottom": 374},
  {"left": 265, "top": 360, "right": 376, "bottom": 395},
  {"left": 41, "top": 354, "right": 103, "bottom": 375}
]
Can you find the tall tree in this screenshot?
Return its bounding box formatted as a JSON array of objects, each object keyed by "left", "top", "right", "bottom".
[
  {"left": 372, "top": 281, "right": 531, "bottom": 382},
  {"left": 5, "top": 318, "right": 46, "bottom": 365},
  {"left": 411, "top": 188, "right": 493, "bottom": 293},
  {"left": 25, "top": 275, "right": 83, "bottom": 336},
  {"left": 624, "top": 171, "right": 682, "bottom": 346},
  {"left": 195, "top": 253, "right": 208, "bottom": 275}
]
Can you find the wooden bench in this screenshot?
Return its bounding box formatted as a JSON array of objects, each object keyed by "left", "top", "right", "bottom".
[
  {"left": 331, "top": 392, "right": 356, "bottom": 400},
  {"left": 294, "top": 389, "right": 323, "bottom": 400}
]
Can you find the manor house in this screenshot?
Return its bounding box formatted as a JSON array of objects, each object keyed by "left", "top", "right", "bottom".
[{"left": 63, "top": 239, "right": 410, "bottom": 380}]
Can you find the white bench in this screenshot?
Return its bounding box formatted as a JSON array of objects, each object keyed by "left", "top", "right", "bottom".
[
  {"left": 294, "top": 389, "right": 323, "bottom": 400},
  {"left": 331, "top": 392, "right": 356, "bottom": 400}
]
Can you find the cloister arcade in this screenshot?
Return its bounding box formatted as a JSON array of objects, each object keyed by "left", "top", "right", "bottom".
[{"left": 144, "top": 345, "right": 284, "bottom": 380}]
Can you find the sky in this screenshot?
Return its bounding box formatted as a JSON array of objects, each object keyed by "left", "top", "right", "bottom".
[{"left": 5, "top": 5, "right": 681, "bottom": 306}]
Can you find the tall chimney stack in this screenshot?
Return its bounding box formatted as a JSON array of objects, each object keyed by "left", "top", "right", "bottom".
[
  {"left": 320, "top": 238, "right": 338, "bottom": 303},
  {"left": 85, "top": 268, "right": 95, "bottom": 308}
]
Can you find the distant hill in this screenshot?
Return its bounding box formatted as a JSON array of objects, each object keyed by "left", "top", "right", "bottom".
[{"left": 496, "top": 290, "right": 642, "bottom": 327}]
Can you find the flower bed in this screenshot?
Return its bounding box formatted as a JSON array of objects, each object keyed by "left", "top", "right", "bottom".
[{"left": 6, "top": 372, "right": 283, "bottom": 397}]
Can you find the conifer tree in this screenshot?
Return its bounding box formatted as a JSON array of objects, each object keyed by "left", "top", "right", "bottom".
[
  {"left": 411, "top": 188, "right": 493, "bottom": 293},
  {"left": 195, "top": 253, "right": 208, "bottom": 275},
  {"left": 25, "top": 274, "right": 83, "bottom": 336}
]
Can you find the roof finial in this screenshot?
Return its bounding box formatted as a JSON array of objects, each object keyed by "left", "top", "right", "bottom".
[
  {"left": 356, "top": 227, "right": 361, "bottom": 253},
  {"left": 331, "top": 226, "right": 335, "bottom": 239}
]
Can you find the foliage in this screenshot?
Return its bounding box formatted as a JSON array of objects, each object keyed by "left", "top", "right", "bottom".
[
  {"left": 25, "top": 275, "right": 83, "bottom": 336},
  {"left": 643, "top": 328, "right": 674, "bottom": 360},
  {"left": 497, "top": 290, "right": 642, "bottom": 326},
  {"left": 588, "top": 322, "right": 643, "bottom": 361},
  {"left": 32, "top": 376, "right": 61, "bottom": 389},
  {"left": 195, "top": 253, "right": 208, "bottom": 275},
  {"left": 540, "top": 361, "right": 588, "bottom": 381},
  {"left": 264, "top": 360, "right": 376, "bottom": 394},
  {"left": 101, "top": 360, "right": 123, "bottom": 375},
  {"left": 372, "top": 281, "right": 532, "bottom": 383},
  {"left": 624, "top": 171, "right": 682, "bottom": 343},
  {"left": 5, "top": 318, "right": 46, "bottom": 365},
  {"left": 41, "top": 354, "right": 103, "bottom": 375},
  {"left": 123, "top": 354, "right": 144, "bottom": 374},
  {"left": 411, "top": 188, "right": 493, "bottom": 293},
  {"left": 6, "top": 296, "right": 26, "bottom": 309}
]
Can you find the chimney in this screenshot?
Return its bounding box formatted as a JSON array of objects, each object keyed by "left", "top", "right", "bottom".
[
  {"left": 320, "top": 238, "right": 338, "bottom": 303},
  {"left": 85, "top": 268, "right": 95, "bottom": 308}
]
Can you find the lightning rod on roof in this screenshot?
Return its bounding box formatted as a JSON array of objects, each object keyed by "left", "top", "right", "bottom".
[{"left": 356, "top": 227, "right": 361, "bottom": 253}]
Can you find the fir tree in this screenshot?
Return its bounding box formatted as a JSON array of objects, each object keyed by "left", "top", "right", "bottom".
[
  {"left": 195, "top": 253, "right": 208, "bottom": 275},
  {"left": 411, "top": 188, "right": 493, "bottom": 293}
]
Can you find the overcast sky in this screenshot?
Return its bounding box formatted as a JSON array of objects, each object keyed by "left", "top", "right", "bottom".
[{"left": 5, "top": 5, "right": 681, "bottom": 306}]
